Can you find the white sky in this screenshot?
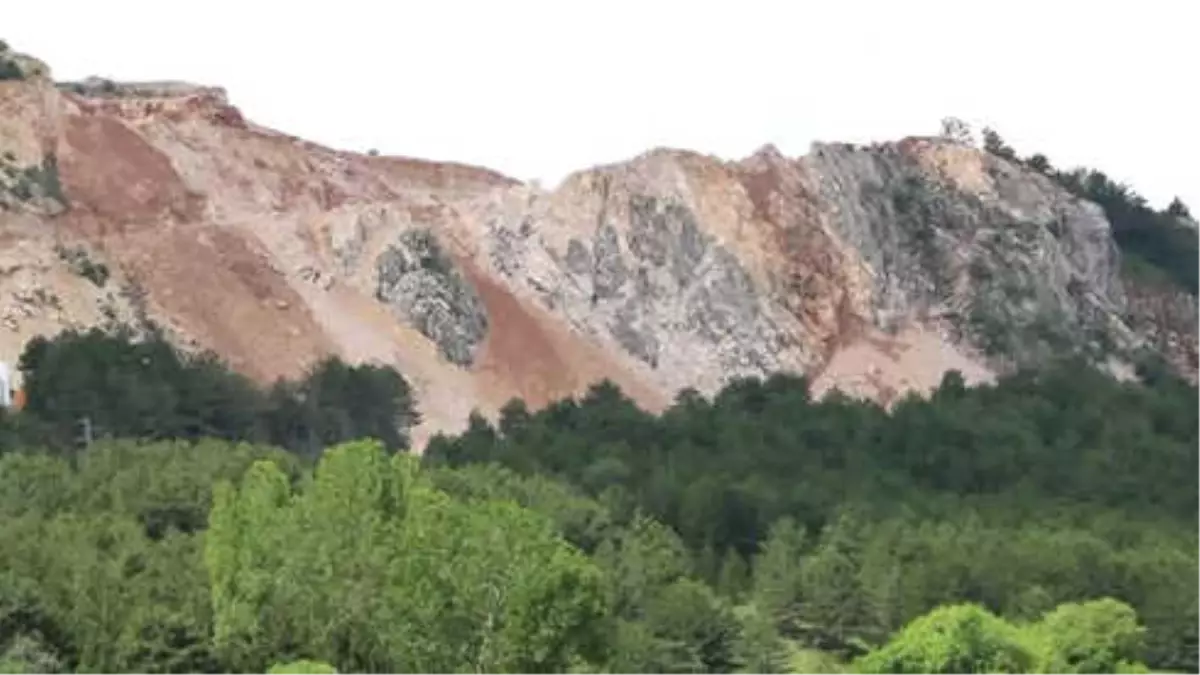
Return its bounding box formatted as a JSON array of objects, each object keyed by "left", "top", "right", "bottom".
[{"left": 6, "top": 0, "right": 1198, "bottom": 209}]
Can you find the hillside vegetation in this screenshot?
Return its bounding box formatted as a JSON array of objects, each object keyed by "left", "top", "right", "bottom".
[
  {"left": 0, "top": 328, "right": 1195, "bottom": 673},
  {"left": 977, "top": 126, "right": 1197, "bottom": 295}
]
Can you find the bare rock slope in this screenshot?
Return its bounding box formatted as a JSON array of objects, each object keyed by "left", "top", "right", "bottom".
[{"left": 1, "top": 58, "right": 1194, "bottom": 445}]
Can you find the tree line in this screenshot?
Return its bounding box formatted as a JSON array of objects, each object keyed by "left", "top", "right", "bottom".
[
  {"left": 0, "top": 327, "right": 1194, "bottom": 672},
  {"left": 1, "top": 326, "right": 418, "bottom": 458},
  {"left": 424, "top": 362, "right": 1198, "bottom": 671}
]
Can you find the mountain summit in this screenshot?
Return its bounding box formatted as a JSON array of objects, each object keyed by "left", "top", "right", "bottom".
[{"left": 1, "top": 45, "right": 1195, "bottom": 444}]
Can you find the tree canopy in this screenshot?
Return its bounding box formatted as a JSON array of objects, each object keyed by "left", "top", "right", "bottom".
[
  {"left": 5, "top": 327, "right": 418, "bottom": 457},
  {"left": 0, "top": 328, "right": 1194, "bottom": 673}
]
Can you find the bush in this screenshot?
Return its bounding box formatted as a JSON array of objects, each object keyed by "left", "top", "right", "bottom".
[
  {"left": 55, "top": 246, "right": 109, "bottom": 287},
  {"left": 0, "top": 42, "right": 23, "bottom": 82},
  {"left": 0, "top": 59, "right": 21, "bottom": 81}
]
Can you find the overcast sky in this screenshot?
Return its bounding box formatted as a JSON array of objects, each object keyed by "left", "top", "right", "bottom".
[{"left": 7, "top": 0, "right": 1197, "bottom": 209}]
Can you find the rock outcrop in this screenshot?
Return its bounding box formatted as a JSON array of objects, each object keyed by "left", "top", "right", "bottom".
[
  {"left": 374, "top": 229, "right": 489, "bottom": 367},
  {"left": 0, "top": 55, "right": 1194, "bottom": 446}
]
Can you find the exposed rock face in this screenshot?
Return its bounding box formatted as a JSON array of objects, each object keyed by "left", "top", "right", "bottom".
[
  {"left": 476, "top": 182, "right": 801, "bottom": 395},
  {"left": 375, "top": 229, "right": 488, "bottom": 367},
  {"left": 459, "top": 140, "right": 1164, "bottom": 401},
  {"left": 798, "top": 140, "right": 1134, "bottom": 369},
  {"left": 0, "top": 65, "right": 1193, "bottom": 445}
]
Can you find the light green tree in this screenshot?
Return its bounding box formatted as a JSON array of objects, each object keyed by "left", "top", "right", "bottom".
[
  {"left": 206, "top": 439, "right": 608, "bottom": 673},
  {"left": 855, "top": 599, "right": 1151, "bottom": 674},
  {"left": 267, "top": 659, "right": 337, "bottom": 674},
  {"left": 853, "top": 603, "right": 1035, "bottom": 674},
  {"left": 1030, "top": 598, "right": 1147, "bottom": 673}
]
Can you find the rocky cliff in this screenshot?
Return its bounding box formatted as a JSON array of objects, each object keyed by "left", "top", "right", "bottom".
[{"left": 1, "top": 49, "right": 1194, "bottom": 446}]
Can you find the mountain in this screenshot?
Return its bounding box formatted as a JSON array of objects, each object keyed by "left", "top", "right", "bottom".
[{"left": 1, "top": 43, "right": 1195, "bottom": 445}]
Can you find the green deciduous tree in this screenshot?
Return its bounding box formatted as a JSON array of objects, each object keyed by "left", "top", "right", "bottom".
[
  {"left": 0, "top": 438, "right": 288, "bottom": 673},
  {"left": 853, "top": 604, "right": 1035, "bottom": 674},
  {"left": 856, "top": 599, "right": 1152, "bottom": 674},
  {"left": 206, "top": 440, "right": 608, "bottom": 673},
  {"left": 1032, "top": 598, "right": 1147, "bottom": 674}
]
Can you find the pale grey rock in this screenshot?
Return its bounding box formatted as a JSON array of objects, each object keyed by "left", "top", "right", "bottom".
[
  {"left": 446, "top": 137, "right": 1187, "bottom": 401},
  {"left": 803, "top": 141, "right": 1136, "bottom": 368},
  {"left": 476, "top": 189, "right": 799, "bottom": 395},
  {"left": 375, "top": 229, "right": 488, "bottom": 367}
]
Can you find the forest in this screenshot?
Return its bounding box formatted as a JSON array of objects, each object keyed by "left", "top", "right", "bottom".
[{"left": 0, "top": 327, "right": 1195, "bottom": 673}]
